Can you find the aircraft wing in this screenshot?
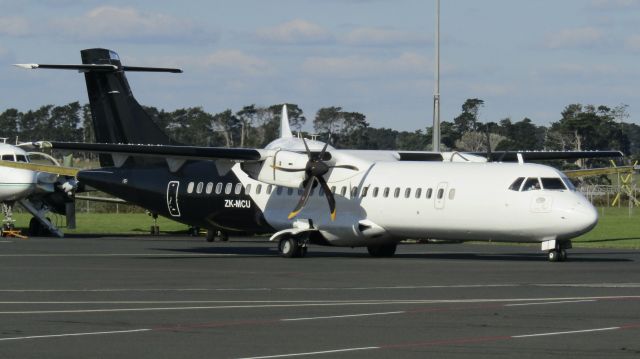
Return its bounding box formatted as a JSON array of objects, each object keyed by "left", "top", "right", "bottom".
[
  {"left": 0, "top": 159, "right": 79, "bottom": 177},
  {"left": 38, "top": 142, "right": 265, "bottom": 161},
  {"left": 470, "top": 150, "right": 624, "bottom": 161}
]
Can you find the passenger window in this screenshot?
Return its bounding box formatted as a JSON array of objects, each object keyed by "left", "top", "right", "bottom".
[
  {"left": 289, "top": 188, "right": 294, "bottom": 196},
  {"left": 522, "top": 177, "right": 541, "bottom": 191},
  {"left": 340, "top": 187, "right": 347, "bottom": 196},
  {"left": 196, "top": 182, "right": 204, "bottom": 194},
  {"left": 245, "top": 184, "right": 252, "bottom": 195},
  {"left": 448, "top": 188, "right": 456, "bottom": 200},
  {"left": 318, "top": 187, "right": 324, "bottom": 196},
  {"left": 256, "top": 184, "right": 262, "bottom": 194},
  {"left": 394, "top": 187, "right": 400, "bottom": 198},
  {"left": 205, "top": 182, "right": 213, "bottom": 194},
  {"left": 361, "top": 187, "right": 369, "bottom": 198},
  {"left": 215, "top": 183, "right": 223, "bottom": 194},
  {"left": 437, "top": 188, "right": 444, "bottom": 199},
  {"left": 415, "top": 188, "right": 422, "bottom": 198},
  {"left": 187, "top": 182, "right": 194, "bottom": 194},
  {"left": 266, "top": 185, "right": 273, "bottom": 194},
  {"left": 383, "top": 187, "right": 390, "bottom": 198},
  {"left": 276, "top": 186, "right": 283, "bottom": 195},
  {"left": 331, "top": 186, "right": 336, "bottom": 194},
  {"left": 351, "top": 186, "right": 358, "bottom": 198},
  {"left": 225, "top": 183, "right": 232, "bottom": 194},
  {"left": 373, "top": 187, "right": 379, "bottom": 198},
  {"left": 404, "top": 188, "right": 411, "bottom": 198},
  {"left": 426, "top": 188, "right": 433, "bottom": 199},
  {"left": 509, "top": 177, "right": 525, "bottom": 191},
  {"left": 235, "top": 183, "right": 242, "bottom": 195},
  {"left": 16, "top": 155, "right": 27, "bottom": 162},
  {"left": 541, "top": 177, "right": 566, "bottom": 190}
]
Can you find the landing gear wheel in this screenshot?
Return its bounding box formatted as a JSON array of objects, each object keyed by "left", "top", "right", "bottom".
[
  {"left": 28, "top": 217, "right": 42, "bottom": 237},
  {"left": 217, "top": 231, "right": 229, "bottom": 242},
  {"left": 279, "top": 237, "right": 301, "bottom": 258},
  {"left": 548, "top": 250, "right": 559, "bottom": 262},
  {"left": 150, "top": 226, "right": 160, "bottom": 235},
  {"left": 559, "top": 249, "right": 567, "bottom": 261},
  {"left": 367, "top": 243, "right": 397, "bottom": 257},
  {"left": 206, "top": 229, "right": 216, "bottom": 242}
]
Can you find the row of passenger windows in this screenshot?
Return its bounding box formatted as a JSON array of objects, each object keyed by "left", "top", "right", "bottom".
[{"left": 186, "top": 181, "right": 456, "bottom": 200}]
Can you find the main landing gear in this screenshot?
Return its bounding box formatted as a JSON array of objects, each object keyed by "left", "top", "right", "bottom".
[
  {"left": 542, "top": 239, "right": 571, "bottom": 262},
  {"left": 278, "top": 236, "right": 308, "bottom": 258},
  {"left": 206, "top": 229, "right": 229, "bottom": 242}
]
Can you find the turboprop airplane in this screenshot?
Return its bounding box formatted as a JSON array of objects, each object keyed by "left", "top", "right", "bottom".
[
  {"left": 0, "top": 139, "right": 77, "bottom": 237},
  {"left": 8, "top": 48, "right": 624, "bottom": 261}
]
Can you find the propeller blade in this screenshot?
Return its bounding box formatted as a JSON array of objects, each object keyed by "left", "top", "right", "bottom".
[
  {"left": 328, "top": 164, "right": 359, "bottom": 171},
  {"left": 271, "top": 166, "right": 306, "bottom": 172},
  {"left": 288, "top": 178, "right": 316, "bottom": 220},
  {"left": 302, "top": 137, "right": 311, "bottom": 160},
  {"left": 317, "top": 176, "right": 336, "bottom": 221},
  {"left": 318, "top": 141, "right": 329, "bottom": 161}
]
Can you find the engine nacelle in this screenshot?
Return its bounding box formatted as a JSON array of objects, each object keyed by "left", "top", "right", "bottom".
[{"left": 242, "top": 150, "right": 308, "bottom": 188}]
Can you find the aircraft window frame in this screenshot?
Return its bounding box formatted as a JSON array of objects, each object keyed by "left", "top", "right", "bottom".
[
  {"left": 351, "top": 186, "right": 358, "bottom": 198},
  {"left": 2, "top": 154, "right": 14, "bottom": 161},
  {"left": 340, "top": 187, "right": 347, "bottom": 197},
  {"left": 415, "top": 188, "right": 422, "bottom": 198},
  {"left": 509, "top": 177, "right": 525, "bottom": 191},
  {"left": 522, "top": 177, "right": 541, "bottom": 191},
  {"left": 235, "top": 183, "right": 242, "bottom": 195},
  {"left": 215, "top": 183, "right": 223, "bottom": 195},
  {"left": 361, "top": 186, "right": 369, "bottom": 198},
  {"left": 196, "top": 182, "right": 204, "bottom": 194},
  {"left": 404, "top": 188, "right": 411, "bottom": 198},
  {"left": 383, "top": 187, "right": 390, "bottom": 198},
  {"left": 256, "top": 184, "right": 262, "bottom": 194},
  {"left": 267, "top": 185, "right": 273, "bottom": 194},
  {"left": 437, "top": 188, "right": 444, "bottom": 199},
  {"left": 448, "top": 188, "right": 456, "bottom": 200},
  {"left": 224, "top": 183, "right": 232, "bottom": 195},
  {"left": 205, "top": 182, "right": 213, "bottom": 194},
  {"left": 541, "top": 177, "right": 567, "bottom": 191},
  {"left": 16, "top": 155, "right": 27, "bottom": 163},
  {"left": 372, "top": 187, "right": 379, "bottom": 198},
  {"left": 187, "top": 182, "right": 194, "bottom": 194},
  {"left": 394, "top": 187, "right": 400, "bottom": 198},
  {"left": 426, "top": 188, "right": 433, "bottom": 199}
]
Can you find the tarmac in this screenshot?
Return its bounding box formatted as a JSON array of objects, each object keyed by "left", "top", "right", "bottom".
[{"left": 0, "top": 235, "right": 639, "bottom": 358}]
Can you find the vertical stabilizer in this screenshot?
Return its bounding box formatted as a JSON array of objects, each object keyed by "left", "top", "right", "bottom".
[{"left": 280, "top": 104, "right": 293, "bottom": 139}]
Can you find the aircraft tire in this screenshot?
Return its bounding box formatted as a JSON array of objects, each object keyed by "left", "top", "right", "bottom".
[
  {"left": 559, "top": 249, "right": 567, "bottom": 261},
  {"left": 367, "top": 243, "right": 397, "bottom": 257},
  {"left": 279, "top": 237, "right": 300, "bottom": 258},
  {"left": 548, "top": 250, "right": 559, "bottom": 262},
  {"left": 217, "top": 231, "right": 229, "bottom": 242},
  {"left": 206, "top": 229, "right": 216, "bottom": 242}
]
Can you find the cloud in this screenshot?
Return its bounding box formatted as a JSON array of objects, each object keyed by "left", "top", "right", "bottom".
[
  {"left": 0, "top": 16, "right": 30, "bottom": 36},
  {"left": 590, "top": 0, "right": 640, "bottom": 9},
  {"left": 301, "top": 52, "right": 431, "bottom": 78},
  {"left": 544, "top": 27, "right": 605, "bottom": 49},
  {"left": 538, "top": 63, "right": 619, "bottom": 78},
  {"left": 159, "top": 50, "right": 273, "bottom": 76},
  {"left": 256, "top": 19, "right": 332, "bottom": 44},
  {"left": 625, "top": 34, "right": 640, "bottom": 51},
  {"left": 49, "top": 6, "right": 214, "bottom": 43},
  {"left": 341, "top": 27, "right": 430, "bottom": 46}
]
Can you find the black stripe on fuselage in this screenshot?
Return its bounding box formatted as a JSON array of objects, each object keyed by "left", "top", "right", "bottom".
[{"left": 77, "top": 161, "right": 273, "bottom": 233}]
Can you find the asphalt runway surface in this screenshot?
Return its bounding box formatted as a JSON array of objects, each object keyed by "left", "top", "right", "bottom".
[{"left": 1, "top": 235, "right": 639, "bottom": 359}]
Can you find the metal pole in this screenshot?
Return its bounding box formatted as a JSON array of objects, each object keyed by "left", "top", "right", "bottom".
[{"left": 432, "top": 0, "right": 441, "bottom": 152}]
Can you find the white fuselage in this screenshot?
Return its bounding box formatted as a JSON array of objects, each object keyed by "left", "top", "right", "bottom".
[
  {"left": 0, "top": 144, "right": 36, "bottom": 202},
  {"left": 233, "top": 159, "right": 597, "bottom": 247}
]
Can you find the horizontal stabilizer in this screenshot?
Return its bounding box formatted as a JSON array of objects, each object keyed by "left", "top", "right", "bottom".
[{"left": 13, "top": 63, "right": 182, "bottom": 73}]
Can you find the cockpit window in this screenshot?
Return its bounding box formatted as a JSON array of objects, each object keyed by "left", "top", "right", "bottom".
[
  {"left": 1, "top": 154, "right": 14, "bottom": 161},
  {"left": 541, "top": 177, "right": 566, "bottom": 190},
  {"left": 16, "top": 155, "right": 27, "bottom": 162},
  {"left": 509, "top": 177, "right": 525, "bottom": 191},
  {"left": 562, "top": 176, "right": 576, "bottom": 191},
  {"left": 522, "top": 177, "right": 541, "bottom": 191}
]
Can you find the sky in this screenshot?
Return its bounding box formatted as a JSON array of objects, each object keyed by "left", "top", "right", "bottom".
[{"left": 1, "top": 0, "right": 639, "bottom": 132}]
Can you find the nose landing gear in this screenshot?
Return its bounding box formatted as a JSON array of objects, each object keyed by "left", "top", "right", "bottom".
[{"left": 543, "top": 239, "right": 571, "bottom": 262}]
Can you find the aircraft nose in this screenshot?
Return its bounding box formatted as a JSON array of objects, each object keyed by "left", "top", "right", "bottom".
[{"left": 570, "top": 200, "right": 598, "bottom": 235}]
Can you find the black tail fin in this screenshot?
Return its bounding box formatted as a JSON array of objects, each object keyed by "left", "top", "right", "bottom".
[{"left": 80, "top": 48, "right": 178, "bottom": 148}]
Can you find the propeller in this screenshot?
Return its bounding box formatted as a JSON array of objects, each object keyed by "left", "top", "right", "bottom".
[{"left": 273, "top": 138, "right": 358, "bottom": 221}]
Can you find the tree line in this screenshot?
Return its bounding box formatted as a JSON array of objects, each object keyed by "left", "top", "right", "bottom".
[{"left": 1, "top": 99, "right": 638, "bottom": 164}]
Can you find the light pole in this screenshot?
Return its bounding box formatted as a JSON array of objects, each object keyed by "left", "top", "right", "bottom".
[{"left": 432, "top": 0, "right": 441, "bottom": 152}]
